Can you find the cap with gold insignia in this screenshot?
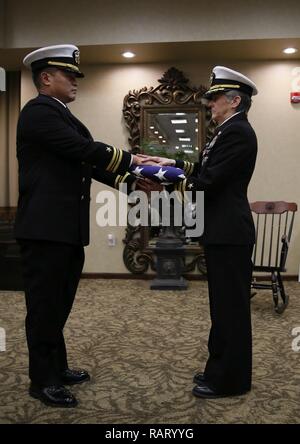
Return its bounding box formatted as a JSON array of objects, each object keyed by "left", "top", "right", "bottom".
[
  {"left": 204, "top": 66, "right": 258, "bottom": 98},
  {"left": 23, "top": 44, "right": 84, "bottom": 78}
]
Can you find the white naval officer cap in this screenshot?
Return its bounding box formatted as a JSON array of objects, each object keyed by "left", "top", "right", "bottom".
[
  {"left": 204, "top": 66, "right": 258, "bottom": 98},
  {"left": 23, "top": 44, "right": 84, "bottom": 78}
]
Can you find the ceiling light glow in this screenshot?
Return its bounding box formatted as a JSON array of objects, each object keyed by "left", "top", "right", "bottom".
[
  {"left": 283, "top": 47, "right": 297, "bottom": 54},
  {"left": 122, "top": 51, "right": 135, "bottom": 58}
]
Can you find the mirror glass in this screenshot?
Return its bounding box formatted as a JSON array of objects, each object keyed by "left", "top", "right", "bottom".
[
  {"left": 122, "top": 67, "right": 209, "bottom": 276},
  {"left": 142, "top": 109, "right": 203, "bottom": 163}
]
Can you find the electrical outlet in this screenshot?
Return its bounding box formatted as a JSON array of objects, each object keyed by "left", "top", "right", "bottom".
[{"left": 107, "top": 234, "right": 116, "bottom": 246}]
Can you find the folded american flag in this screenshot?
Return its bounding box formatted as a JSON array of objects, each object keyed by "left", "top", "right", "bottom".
[{"left": 129, "top": 164, "right": 186, "bottom": 184}]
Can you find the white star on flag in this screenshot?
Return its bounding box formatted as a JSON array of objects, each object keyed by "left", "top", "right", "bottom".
[
  {"left": 188, "top": 183, "right": 194, "bottom": 189},
  {"left": 106, "top": 147, "right": 112, "bottom": 152},
  {"left": 154, "top": 168, "right": 167, "bottom": 181},
  {"left": 132, "top": 166, "right": 144, "bottom": 176}
]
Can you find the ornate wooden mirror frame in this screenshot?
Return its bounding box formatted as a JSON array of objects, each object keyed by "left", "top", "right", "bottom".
[{"left": 122, "top": 67, "right": 212, "bottom": 276}]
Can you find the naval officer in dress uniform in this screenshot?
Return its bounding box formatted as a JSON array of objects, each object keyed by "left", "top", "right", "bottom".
[
  {"left": 15, "top": 44, "right": 145, "bottom": 407},
  {"left": 141, "top": 66, "right": 258, "bottom": 398}
]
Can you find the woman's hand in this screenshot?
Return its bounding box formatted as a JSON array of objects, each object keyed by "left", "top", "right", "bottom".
[{"left": 135, "top": 154, "right": 176, "bottom": 166}]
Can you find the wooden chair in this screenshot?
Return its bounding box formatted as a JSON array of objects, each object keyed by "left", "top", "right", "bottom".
[{"left": 250, "top": 201, "right": 297, "bottom": 314}]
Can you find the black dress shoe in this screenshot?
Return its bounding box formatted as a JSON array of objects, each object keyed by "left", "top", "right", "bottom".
[
  {"left": 61, "top": 368, "right": 90, "bottom": 385},
  {"left": 192, "top": 382, "right": 248, "bottom": 399},
  {"left": 29, "top": 384, "right": 78, "bottom": 407},
  {"left": 193, "top": 372, "right": 205, "bottom": 385}
]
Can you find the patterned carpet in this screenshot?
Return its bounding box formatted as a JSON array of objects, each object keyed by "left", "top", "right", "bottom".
[{"left": 0, "top": 279, "right": 299, "bottom": 424}]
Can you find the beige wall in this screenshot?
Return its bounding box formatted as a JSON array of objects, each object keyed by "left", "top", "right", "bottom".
[
  {"left": 0, "top": 0, "right": 4, "bottom": 48},
  {"left": 0, "top": 74, "right": 19, "bottom": 207},
  {"left": 0, "top": 90, "right": 8, "bottom": 202},
  {"left": 5, "top": 0, "right": 300, "bottom": 48},
  {"left": 21, "top": 59, "right": 300, "bottom": 274}
]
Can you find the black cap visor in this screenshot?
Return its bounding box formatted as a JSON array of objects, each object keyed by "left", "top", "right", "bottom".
[
  {"left": 60, "top": 67, "right": 84, "bottom": 78},
  {"left": 203, "top": 87, "right": 233, "bottom": 99}
]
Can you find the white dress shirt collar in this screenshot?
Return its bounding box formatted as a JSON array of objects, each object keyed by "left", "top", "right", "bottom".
[
  {"left": 51, "top": 96, "right": 67, "bottom": 108},
  {"left": 218, "top": 111, "right": 242, "bottom": 128}
]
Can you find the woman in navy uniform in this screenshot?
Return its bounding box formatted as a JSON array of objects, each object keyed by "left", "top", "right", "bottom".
[
  {"left": 143, "top": 66, "right": 258, "bottom": 398},
  {"left": 15, "top": 44, "right": 143, "bottom": 407}
]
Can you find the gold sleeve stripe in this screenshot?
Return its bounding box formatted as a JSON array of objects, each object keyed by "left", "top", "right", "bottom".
[
  {"left": 174, "top": 179, "right": 187, "bottom": 194},
  {"left": 183, "top": 161, "right": 188, "bottom": 176},
  {"left": 114, "top": 175, "right": 122, "bottom": 188},
  {"left": 181, "top": 179, "right": 189, "bottom": 203},
  {"left": 107, "top": 147, "right": 118, "bottom": 172},
  {"left": 190, "top": 163, "right": 195, "bottom": 176},
  {"left": 108, "top": 148, "right": 123, "bottom": 173},
  {"left": 182, "top": 180, "right": 186, "bottom": 197},
  {"left": 187, "top": 163, "right": 194, "bottom": 176},
  {"left": 47, "top": 61, "right": 80, "bottom": 72},
  {"left": 111, "top": 149, "right": 121, "bottom": 173},
  {"left": 114, "top": 172, "right": 131, "bottom": 188},
  {"left": 178, "top": 181, "right": 183, "bottom": 194},
  {"left": 120, "top": 172, "right": 130, "bottom": 183},
  {"left": 183, "top": 161, "right": 194, "bottom": 176},
  {"left": 112, "top": 149, "right": 123, "bottom": 173},
  {"left": 173, "top": 179, "right": 187, "bottom": 204},
  {"left": 174, "top": 183, "right": 179, "bottom": 192}
]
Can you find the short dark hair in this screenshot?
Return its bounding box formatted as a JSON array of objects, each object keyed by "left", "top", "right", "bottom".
[
  {"left": 32, "top": 67, "right": 58, "bottom": 89},
  {"left": 224, "top": 89, "right": 252, "bottom": 113}
]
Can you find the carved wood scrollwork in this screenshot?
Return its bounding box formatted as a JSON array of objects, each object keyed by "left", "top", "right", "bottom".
[
  {"left": 122, "top": 223, "right": 155, "bottom": 274},
  {"left": 122, "top": 222, "right": 207, "bottom": 276},
  {"left": 123, "top": 67, "right": 212, "bottom": 152},
  {"left": 122, "top": 67, "right": 210, "bottom": 276}
]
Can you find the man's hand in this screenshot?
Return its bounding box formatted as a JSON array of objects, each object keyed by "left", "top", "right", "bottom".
[
  {"left": 132, "top": 154, "right": 144, "bottom": 165},
  {"left": 136, "top": 154, "right": 176, "bottom": 166},
  {"left": 132, "top": 154, "right": 161, "bottom": 166}
]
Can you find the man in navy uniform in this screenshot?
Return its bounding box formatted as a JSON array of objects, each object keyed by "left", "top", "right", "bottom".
[
  {"left": 142, "top": 66, "right": 258, "bottom": 398},
  {"left": 15, "top": 44, "right": 145, "bottom": 407}
]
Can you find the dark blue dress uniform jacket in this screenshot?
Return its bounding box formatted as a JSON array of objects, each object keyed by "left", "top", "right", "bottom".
[
  {"left": 15, "top": 94, "right": 135, "bottom": 246},
  {"left": 175, "top": 112, "right": 257, "bottom": 245}
]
